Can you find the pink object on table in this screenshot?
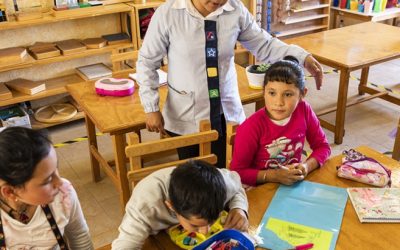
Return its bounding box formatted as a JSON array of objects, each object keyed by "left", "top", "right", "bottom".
[
  {"left": 291, "top": 243, "right": 314, "bottom": 250},
  {"left": 95, "top": 77, "right": 135, "bottom": 96}
]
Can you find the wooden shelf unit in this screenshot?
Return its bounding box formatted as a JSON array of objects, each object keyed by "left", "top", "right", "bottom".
[
  {"left": 270, "top": 0, "right": 331, "bottom": 38},
  {"left": 283, "top": 13, "right": 329, "bottom": 24},
  {"left": 330, "top": 6, "right": 400, "bottom": 28},
  {"left": 1, "top": 43, "right": 133, "bottom": 73},
  {"left": 0, "top": 4, "right": 133, "bottom": 32},
  {"left": 291, "top": 3, "right": 330, "bottom": 12},
  {"left": 0, "top": 74, "right": 83, "bottom": 107},
  {"left": 0, "top": 3, "right": 138, "bottom": 128},
  {"left": 127, "top": 1, "right": 165, "bottom": 49},
  {"left": 277, "top": 24, "right": 327, "bottom": 37}
]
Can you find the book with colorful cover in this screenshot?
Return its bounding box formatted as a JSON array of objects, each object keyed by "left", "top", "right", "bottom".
[
  {"left": 347, "top": 188, "right": 400, "bottom": 223},
  {"left": 258, "top": 181, "right": 348, "bottom": 250}
]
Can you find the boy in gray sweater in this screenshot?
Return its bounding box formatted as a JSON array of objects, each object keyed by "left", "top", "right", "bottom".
[{"left": 112, "top": 160, "right": 248, "bottom": 249}]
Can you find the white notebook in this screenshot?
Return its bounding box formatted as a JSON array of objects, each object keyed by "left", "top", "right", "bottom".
[
  {"left": 76, "top": 63, "right": 112, "bottom": 81},
  {"left": 129, "top": 69, "right": 167, "bottom": 86},
  {"left": 348, "top": 187, "right": 400, "bottom": 223}
]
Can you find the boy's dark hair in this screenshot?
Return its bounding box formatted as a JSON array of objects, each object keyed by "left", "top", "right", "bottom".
[
  {"left": 263, "top": 56, "right": 306, "bottom": 94},
  {"left": 169, "top": 160, "right": 227, "bottom": 223},
  {"left": 0, "top": 127, "right": 52, "bottom": 187}
]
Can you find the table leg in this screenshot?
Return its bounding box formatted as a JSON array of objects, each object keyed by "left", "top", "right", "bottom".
[
  {"left": 85, "top": 115, "right": 100, "bottom": 182},
  {"left": 112, "top": 133, "right": 131, "bottom": 210},
  {"left": 334, "top": 69, "right": 350, "bottom": 144},
  {"left": 393, "top": 118, "right": 400, "bottom": 161},
  {"left": 358, "top": 66, "right": 370, "bottom": 95}
]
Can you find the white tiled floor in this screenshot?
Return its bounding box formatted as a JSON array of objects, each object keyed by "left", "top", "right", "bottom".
[{"left": 48, "top": 60, "right": 399, "bottom": 248}]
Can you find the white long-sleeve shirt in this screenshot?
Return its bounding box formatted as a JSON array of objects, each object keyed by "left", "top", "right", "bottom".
[
  {"left": 112, "top": 167, "right": 248, "bottom": 249},
  {"left": 137, "top": 0, "right": 310, "bottom": 135},
  {"left": 0, "top": 179, "right": 93, "bottom": 250}
]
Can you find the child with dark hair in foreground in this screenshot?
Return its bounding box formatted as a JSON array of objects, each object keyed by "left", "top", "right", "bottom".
[
  {"left": 231, "top": 57, "right": 330, "bottom": 186},
  {"left": 112, "top": 160, "right": 248, "bottom": 249},
  {"left": 0, "top": 127, "right": 93, "bottom": 249}
]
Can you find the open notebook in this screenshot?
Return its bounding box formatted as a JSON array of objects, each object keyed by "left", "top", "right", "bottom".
[{"left": 348, "top": 188, "right": 400, "bottom": 223}]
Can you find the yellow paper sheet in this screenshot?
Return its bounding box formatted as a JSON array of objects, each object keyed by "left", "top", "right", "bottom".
[{"left": 266, "top": 217, "right": 333, "bottom": 250}]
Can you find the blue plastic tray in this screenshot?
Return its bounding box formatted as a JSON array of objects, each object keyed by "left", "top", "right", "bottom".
[{"left": 192, "top": 229, "right": 254, "bottom": 250}]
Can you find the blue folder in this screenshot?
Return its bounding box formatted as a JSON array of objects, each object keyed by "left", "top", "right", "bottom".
[{"left": 258, "top": 181, "right": 348, "bottom": 250}]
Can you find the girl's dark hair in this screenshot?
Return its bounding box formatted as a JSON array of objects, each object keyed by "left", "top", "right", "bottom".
[
  {"left": 263, "top": 56, "right": 305, "bottom": 94},
  {"left": 169, "top": 160, "right": 227, "bottom": 223},
  {"left": 0, "top": 127, "right": 52, "bottom": 187}
]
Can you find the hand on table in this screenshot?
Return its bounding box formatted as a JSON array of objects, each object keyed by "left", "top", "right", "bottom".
[{"left": 275, "top": 165, "right": 304, "bottom": 185}]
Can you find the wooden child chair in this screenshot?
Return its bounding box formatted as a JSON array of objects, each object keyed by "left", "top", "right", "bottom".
[
  {"left": 126, "top": 120, "right": 219, "bottom": 188},
  {"left": 226, "top": 122, "right": 239, "bottom": 168}
]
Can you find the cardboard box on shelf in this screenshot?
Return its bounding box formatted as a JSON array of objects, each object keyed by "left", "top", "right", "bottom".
[{"left": 0, "top": 105, "right": 31, "bottom": 128}]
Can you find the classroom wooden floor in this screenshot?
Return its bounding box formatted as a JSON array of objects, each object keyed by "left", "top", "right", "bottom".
[{"left": 48, "top": 59, "right": 400, "bottom": 248}]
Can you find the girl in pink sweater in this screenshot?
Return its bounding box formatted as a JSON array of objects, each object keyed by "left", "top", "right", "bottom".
[{"left": 231, "top": 57, "right": 330, "bottom": 186}]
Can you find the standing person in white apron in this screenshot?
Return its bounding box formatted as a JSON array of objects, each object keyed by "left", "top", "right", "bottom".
[{"left": 137, "top": 0, "right": 323, "bottom": 168}]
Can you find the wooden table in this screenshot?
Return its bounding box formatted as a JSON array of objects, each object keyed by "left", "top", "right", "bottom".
[
  {"left": 149, "top": 146, "right": 400, "bottom": 249},
  {"left": 331, "top": 7, "right": 400, "bottom": 28},
  {"left": 284, "top": 22, "right": 400, "bottom": 144},
  {"left": 67, "top": 64, "right": 264, "bottom": 209}
]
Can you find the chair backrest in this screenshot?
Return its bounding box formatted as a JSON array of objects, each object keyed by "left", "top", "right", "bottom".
[
  {"left": 126, "top": 120, "right": 219, "bottom": 188},
  {"left": 226, "top": 122, "right": 239, "bottom": 169},
  {"left": 110, "top": 49, "right": 138, "bottom": 76}
]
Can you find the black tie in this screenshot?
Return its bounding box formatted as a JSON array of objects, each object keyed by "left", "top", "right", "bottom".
[{"left": 204, "top": 20, "right": 222, "bottom": 135}]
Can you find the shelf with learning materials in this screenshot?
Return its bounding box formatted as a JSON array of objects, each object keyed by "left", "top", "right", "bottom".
[
  {"left": 330, "top": 6, "right": 400, "bottom": 28},
  {"left": 1, "top": 43, "right": 133, "bottom": 73},
  {"left": 0, "top": 3, "right": 138, "bottom": 129},
  {"left": 269, "top": 0, "right": 331, "bottom": 38},
  {"left": 0, "top": 3, "right": 135, "bottom": 33}
]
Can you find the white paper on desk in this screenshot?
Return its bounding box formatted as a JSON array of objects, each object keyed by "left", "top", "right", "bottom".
[{"left": 129, "top": 69, "right": 167, "bottom": 86}]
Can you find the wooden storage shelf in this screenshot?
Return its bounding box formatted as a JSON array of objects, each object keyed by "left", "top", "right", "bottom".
[
  {"left": 127, "top": 1, "right": 165, "bottom": 49},
  {"left": 277, "top": 24, "right": 327, "bottom": 37},
  {"left": 0, "top": 3, "right": 139, "bottom": 128},
  {"left": 31, "top": 110, "right": 85, "bottom": 129},
  {"left": 0, "top": 4, "right": 133, "bottom": 31},
  {"left": 0, "top": 74, "right": 84, "bottom": 107},
  {"left": 283, "top": 14, "right": 329, "bottom": 24},
  {"left": 268, "top": 0, "right": 330, "bottom": 39},
  {"left": 291, "top": 4, "right": 329, "bottom": 12},
  {"left": 0, "top": 43, "right": 133, "bottom": 73}
]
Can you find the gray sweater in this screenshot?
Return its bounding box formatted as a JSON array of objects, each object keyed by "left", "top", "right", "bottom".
[{"left": 111, "top": 167, "right": 248, "bottom": 249}]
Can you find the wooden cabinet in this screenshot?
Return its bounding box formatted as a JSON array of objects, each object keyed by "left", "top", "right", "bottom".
[
  {"left": 0, "top": 3, "right": 136, "bottom": 129},
  {"left": 270, "top": 0, "right": 331, "bottom": 38},
  {"left": 127, "top": 1, "right": 165, "bottom": 49}
]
